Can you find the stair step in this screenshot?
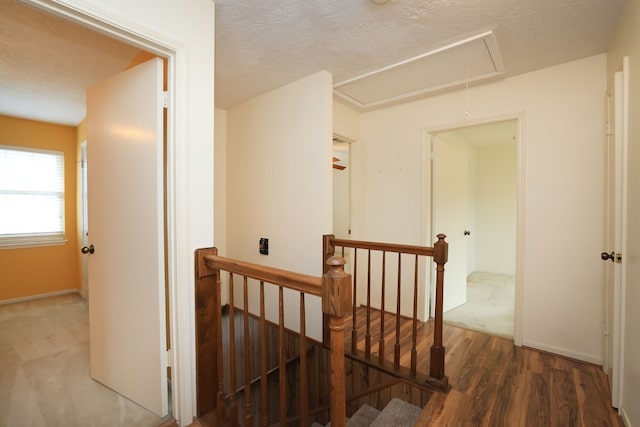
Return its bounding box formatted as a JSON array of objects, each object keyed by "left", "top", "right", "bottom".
[
  {"left": 313, "top": 398, "right": 421, "bottom": 427},
  {"left": 346, "top": 404, "right": 381, "bottom": 427},
  {"left": 370, "top": 398, "right": 422, "bottom": 427}
]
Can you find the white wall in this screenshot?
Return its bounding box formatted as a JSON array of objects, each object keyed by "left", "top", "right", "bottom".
[
  {"left": 214, "top": 107, "right": 228, "bottom": 305},
  {"left": 475, "top": 143, "right": 517, "bottom": 275},
  {"left": 357, "top": 54, "right": 607, "bottom": 364},
  {"left": 608, "top": 1, "right": 640, "bottom": 424},
  {"left": 227, "top": 71, "right": 333, "bottom": 341},
  {"left": 30, "top": 1, "right": 216, "bottom": 424},
  {"left": 334, "top": 99, "right": 360, "bottom": 141}
]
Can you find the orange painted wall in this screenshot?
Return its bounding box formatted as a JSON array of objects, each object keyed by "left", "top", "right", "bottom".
[{"left": 0, "top": 115, "right": 79, "bottom": 301}]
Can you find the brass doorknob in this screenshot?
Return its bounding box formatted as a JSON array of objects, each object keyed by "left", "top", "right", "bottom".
[{"left": 81, "top": 244, "right": 95, "bottom": 254}]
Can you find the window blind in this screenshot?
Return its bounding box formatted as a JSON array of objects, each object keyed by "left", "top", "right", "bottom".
[{"left": 0, "top": 145, "right": 65, "bottom": 246}]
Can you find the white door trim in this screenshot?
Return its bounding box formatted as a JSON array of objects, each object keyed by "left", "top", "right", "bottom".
[
  {"left": 23, "top": 1, "right": 194, "bottom": 423},
  {"left": 615, "top": 55, "right": 629, "bottom": 412},
  {"left": 421, "top": 113, "right": 525, "bottom": 346}
]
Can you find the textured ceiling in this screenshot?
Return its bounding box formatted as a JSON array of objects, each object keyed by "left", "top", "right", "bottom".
[
  {"left": 0, "top": 0, "right": 140, "bottom": 126},
  {"left": 215, "top": 0, "right": 624, "bottom": 108},
  {"left": 0, "top": 0, "right": 626, "bottom": 125}
]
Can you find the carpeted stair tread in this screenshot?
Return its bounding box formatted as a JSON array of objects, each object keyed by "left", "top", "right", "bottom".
[
  {"left": 346, "top": 404, "right": 381, "bottom": 427},
  {"left": 314, "top": 398, "right": 421, "bottom": 427},
  {"left": 369, "top": 398, "right": 422, "bottom": 427}
]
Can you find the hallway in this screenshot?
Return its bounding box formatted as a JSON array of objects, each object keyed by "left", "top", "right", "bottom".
[{"left": 0, "top": 294, "right": 162, "bottom": 426}]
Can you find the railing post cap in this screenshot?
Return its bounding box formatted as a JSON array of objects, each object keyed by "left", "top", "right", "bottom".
[
  {"left": 326, "top": 255, "right": 346, "bottom": 268},
  {"left": 436, "top": 234, "right": 447, "bottom": 241},
  {"left": 322, "top": 256, "right": 352, "bottom": 317}
]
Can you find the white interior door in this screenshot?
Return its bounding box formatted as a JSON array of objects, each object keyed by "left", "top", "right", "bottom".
[
  {"left": 432, "top": 135, "right": 471, "bottom": 313},
  {"left": 86, "top": 58, "right": 168, "bottom": 416},
  {"left": 603, "top": 60, "right": 628, "bottom": 409}
]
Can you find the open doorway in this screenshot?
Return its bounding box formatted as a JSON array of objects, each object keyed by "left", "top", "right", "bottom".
[
  {"left": 429, "top": 119, "right": 518, "bottom": 339},
  {"left": 4, "top": 0, "right": 176, "bottom": 422},
  {"left": 333, "top": 134, "right": 352, "bottom": 240}
]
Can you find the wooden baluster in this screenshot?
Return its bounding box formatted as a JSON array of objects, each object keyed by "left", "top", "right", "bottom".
[
  {"left": 300, "top": 293, "right": 309, "bottom": 427},
  {"left": 378, "top": 251, "right": 386, "bottom": 365},
  {"left": 322, "top": 256, "right": 352, "bottom": 427},
  {"left": 351, "top": 249, "right": 358, "bottom": 354},
  {"left": 243, "top": 277, "right": 253, "bottom": 425},
  {"left": 228, "top": 273, "right": 238, "bottom": 426},
  {"left": 429, "top": 234, "right": 449, "bottom": 390},
  {"left": 411, "top": 254, "right": 418, "bottom": 377},
  {"left": 279, "top": 286, "right": 286, "bottom": 426},
  {"left": 259, "top": 282, "right": 268, "bottom": 427},
  {"left": 365, "top": 249, "right": 372, "bottom": 358},
  {"left": 394, "top": 253, "right": 402, "bottom": 370}
]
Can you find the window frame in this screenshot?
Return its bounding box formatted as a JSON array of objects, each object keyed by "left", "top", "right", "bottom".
[{"left": 0, "top": 144, "right": 67, "bottom": 249}]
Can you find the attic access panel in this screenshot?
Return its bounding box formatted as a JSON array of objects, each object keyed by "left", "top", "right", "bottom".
[{"left": 334, "top": 31, "right": 504, "bottom": 109}]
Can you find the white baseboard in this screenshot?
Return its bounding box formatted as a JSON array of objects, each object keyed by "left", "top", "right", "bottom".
[
  {"left": 522, "top": 340, "right": 602, "bottom": 365},
  {"left": 0, "top": 289, "right": 79, "bottom": 306},
  {"left": 621, "top": 407, "right": 632, "bottom": 427}
]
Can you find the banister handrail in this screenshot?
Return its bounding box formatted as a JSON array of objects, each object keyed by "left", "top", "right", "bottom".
[
  {"left": 195, "top": 248, "right": 349, "bottom": 427},
  {"left": 323, "top": 234, "right": 450, "bottom": 393},
  {"left": 329, "top": 238, "right": 436, "bottom": 256},
  {"left": 203, "top": 254, "right": 322, "bottom": 296}
]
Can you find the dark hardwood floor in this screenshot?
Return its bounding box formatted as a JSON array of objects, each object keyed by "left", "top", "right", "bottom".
[
  {"left": 191, "top": 306, "right": 622, "bottom": 426},
  {"left": 347, "top": 306, "right": 622, "bottom": 426}
]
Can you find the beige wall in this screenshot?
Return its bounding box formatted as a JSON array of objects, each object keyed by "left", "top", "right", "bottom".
[
  {"left": 0, "top": 115, "right": 79, "bottom": 301},
  {"left": 214, "top": 107, "right": 228, "bottom": 305},
  {"left": 607, "top": 0, "right": 640, "bottom": 424},
  {"left": 355, "top": 54, "right": 607, "bottom": 363},
  {"left": 474, "top": 143, "right": 517, "bottom": 275},
  {"left": 226, "top": 71, "right": 333, "bottom": 340},
  {"left": 333, "top": 99, "right": 360, "bottom": 141}
]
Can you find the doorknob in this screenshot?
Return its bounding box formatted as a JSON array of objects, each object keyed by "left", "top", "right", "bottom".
[
  {"left": 601, "top": 251, "right": 615, "bottom": 262},
  {"left": 81, "top": 244, "right": 95, "bottom": 254}
]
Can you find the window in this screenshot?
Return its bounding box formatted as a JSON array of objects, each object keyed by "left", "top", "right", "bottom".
[{"left": 0, "top": 145, "right": 65, "bottom": 248}]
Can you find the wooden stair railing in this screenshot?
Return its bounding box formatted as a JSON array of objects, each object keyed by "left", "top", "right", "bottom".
[
  {"left": 195, "top": 248, "right": 352, "bottom": 427},
  {"left": 322, "top": 234, "right": 449, "bottom": 392}
]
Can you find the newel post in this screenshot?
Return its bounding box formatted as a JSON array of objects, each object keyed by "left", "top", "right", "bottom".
[
  {"left": 429, "top": 234, "right": 450, "bottom": 390},
  {"left": 194, "top": 247, "right": 220, "bottom": 417},
  {"left": 322, "top": 255, "right": 352, "bottom": 427},
  {"left": 322, "top": 234, "right": 336, "bottom": 347}
]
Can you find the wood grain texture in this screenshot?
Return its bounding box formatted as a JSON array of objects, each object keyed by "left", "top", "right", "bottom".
[
  {"left": 196, "top": 311, "right": 621, "bottom": 427},
  {"left": 325, "top": 234, "right": 449, "bottom": 389}
]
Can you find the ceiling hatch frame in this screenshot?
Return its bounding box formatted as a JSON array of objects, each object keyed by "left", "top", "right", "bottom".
[{"left": 334, "top": 30, "right": 505, "bottom": 110}]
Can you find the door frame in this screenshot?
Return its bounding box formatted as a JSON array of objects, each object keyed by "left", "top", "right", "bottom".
[
  {"left": 603, "top": 58, "right": 629, "bottom": 410},
  {"left": 80, "top": 141, "right": 88, "bottom": 300},
  {"left": 23, "top": 0, "right": 195, "bottom": 422},
  {"left": 421, "top": 113, "right": 525, "bottom": 346}
]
